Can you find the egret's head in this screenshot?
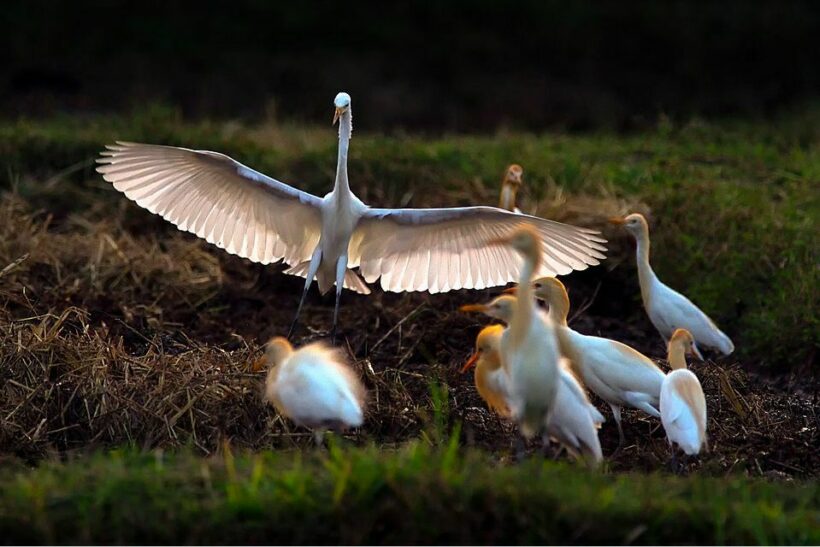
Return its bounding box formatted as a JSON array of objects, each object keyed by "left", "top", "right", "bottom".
[
  {"left": 532, "top": 276, "right": 567, "bottom": 303},
  {"left": 609, "top": 213, "right": 649, "bottom": 237},
  {"left": 488, "top": 227, "right": 541, "bottom": 263},
  {"left": 333, "top": 92, "right": 352, "bottom": 125},
  {"left": 670, "top": 328, "right": 697, "bottom": 356},
  {"left": 459, "top": 294, "right": 516, "bottom": 323},
  {"left": 265, "top": 336, "right": 294, "bottom": 368},
  {"left": 503, "top": 164, "right": 524, "bottom": 186},
  {"left": 461, "top": 324, "right": 504, "bottom": 373}
]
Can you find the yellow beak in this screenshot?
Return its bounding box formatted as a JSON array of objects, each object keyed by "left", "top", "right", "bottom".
[
  {"left": 608, "top": 216, "right": 626, "bottom": 225},
  {"left": 333, "top": 107, "right": 342, "bottom": 125},
  {"left": 460, "top": 351, "right": 480, "bottom": 374},
  {"left": 251, "top": 355, "right": 267, "bottom": 373},
  {"left": 459, "top": 303, "right": 488, "bottom": 313}
]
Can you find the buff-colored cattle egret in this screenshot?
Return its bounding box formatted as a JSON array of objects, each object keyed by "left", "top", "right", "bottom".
[
  {"left": 97, "top": 93, "right": 606, "bottom": 340},
  {"left": 532, "top": 276, "right": 665, "bottom": 451},
  {"left": 259, "top": 336, "right": 365, "bottom": 442},
  {"left": 661, "top": 328, "right": 708, "bottom": 456},
  {"left": 489, "top": 228, "right": 561, "bottom": 439},
  {"left": 610, "top": 213, "right": 733, "bottom": 357},
  {"left": 461, "top": 324, "right": 513, "bottom": 416},
  {"left": 462, "top": 315, "right": 603, "bottom": 464},
  {"left": 499, "top": 164, "right": 524, "bottom": 213}
]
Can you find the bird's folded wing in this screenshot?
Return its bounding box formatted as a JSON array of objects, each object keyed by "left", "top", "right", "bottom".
[
  {"left": 97, "top": 142, "right": 322, "bottom": 266},
  {"left": 349, "top": 206, "right": 607, "bottom": 293}
]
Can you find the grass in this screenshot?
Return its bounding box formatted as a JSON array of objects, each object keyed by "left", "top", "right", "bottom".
[
  {"left": 0, "top": 443, "right": 817, "bottom": 545},
  {"left": 1, "top": 105, "right": 816, "bottom": 373}
]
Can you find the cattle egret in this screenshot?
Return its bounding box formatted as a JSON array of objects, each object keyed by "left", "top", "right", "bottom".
[
  {"left": 490, "top": 228, "right": 561, "bottom": 439},
  {"left": 462, "top": 311, "right": 603, "bottom": 464},
  {"left": 610, "top": 213, "right": 733, "bottom": 357},
  {"left": 258, "top": 336, "right": 365, "bottom": 443},
  {"left": 461, "top": 324, "right": 513, "bottom": 417},
  {"left": 661, "top": 328, "right": 708, "bottom": 457},
  {"left": 97, "top": 92, "right": 606, "bottom": 340},
  {"left": 532, "top": 276, "right": 665, "bottom": 451},
  {"left": 499, "top": 164, "right": 524, "bottom": 213}
]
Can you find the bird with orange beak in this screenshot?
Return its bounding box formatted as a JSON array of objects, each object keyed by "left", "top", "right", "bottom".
[
  {"left": 486, "top": 227, "right": 560, "bottom": 440},
  {"left": 530, "top": 276, "right": 665, "bottom": 453},
  {"left": 661, "top": 329, "right": 708, "bottom": 457},
  {"left": 499, "top": 164, "right": 524, "bottom": 213},
  {"left": 460, "top": 297, "right": 604, "bottom": 464},
  {"left": 610, "top": 213, "right": 734, "bottom": 357},
  {"left": 461, "top": 324, "right": 513, "bottom": 417},
  {"left": 257, "top": 336, "right": 365, "bottom": 444}
]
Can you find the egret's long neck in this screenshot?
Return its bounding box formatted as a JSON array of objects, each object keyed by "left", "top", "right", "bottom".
[
  {"left": 548, "top": 288, "right": 570, "bottom": 327},
  {"left": 667, "top": 340, "right": 688, "bottom": 370},
  {"left": 333, "top": 109, "right": 353, "bottom": 199},
  {"left": 510, "top": 250, "right": 539, "bottom": 345},
  {"left": 634, "top": 226, "right": 656, "bottom": 299},
  {"left": 499, "top": 183, "right": 517, "bottom": 211}
]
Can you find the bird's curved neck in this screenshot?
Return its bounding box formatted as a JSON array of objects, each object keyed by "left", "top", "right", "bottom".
[
  {"left": 333, "top": 109, "right": 353, "bottom": 199},
  {"left": 634, "top": 227, "right": 656, "bottom": 294},
  {"left": 499, "top": 183, "right": 518, "bottom": 211},
  {"left": 547, "top": 289, "right": 570, "bottom": 327},
  {"left": 667, "top": 340, "right": 688, "bottom": 370},
  {"left": 510, "top": 251, "right": 539, "bottom": 345}
]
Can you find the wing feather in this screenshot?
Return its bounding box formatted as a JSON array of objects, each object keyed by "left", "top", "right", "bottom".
[
  {"left": 350, "top": 206, "right": 606, "bottom": 293},
  {"left": 97, "top": 142, "right": 322, "bottom": 266}
]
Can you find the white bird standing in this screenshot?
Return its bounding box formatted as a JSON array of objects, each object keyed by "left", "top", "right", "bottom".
[
  {"left": 661, "top": 328, "right": 708, "bottom": 457},
  {"left": 610, "top": 213, "right": 734, "bottom": 357},
  {"left": 498, "top": 163, "right": 524, "bottom": 213},
  {"left": 461, "top": 304, "right": 604, "bottom": 464},
  {"left": 97, "top": 92, "right": 606, "bottom": 340},
  {"left": 531, "top": 277, "right": 665, "bottom": 451},
  {"left": 490, "top": 227, "right": 561, "bottom": 439},
  {"left": 257, "top": 336, "right": 365, "bottom": 443}
]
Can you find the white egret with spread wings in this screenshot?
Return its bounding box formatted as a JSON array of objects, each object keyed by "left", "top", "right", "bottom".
[{"left": 97, "top": 92, "right": 606, "bottom": 339}]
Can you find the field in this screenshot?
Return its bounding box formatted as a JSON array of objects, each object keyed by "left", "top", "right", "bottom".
[{"left": 0, "top": 107, "right": 818, "bottom": 543}]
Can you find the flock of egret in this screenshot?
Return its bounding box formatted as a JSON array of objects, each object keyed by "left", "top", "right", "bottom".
[{"left": 98, "top": 92, "right": 731, "bottom": 466}]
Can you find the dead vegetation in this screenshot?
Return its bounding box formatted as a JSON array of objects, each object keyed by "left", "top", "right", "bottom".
[{"left": 0, "top": 189, "right": 816, "bottom": 477}]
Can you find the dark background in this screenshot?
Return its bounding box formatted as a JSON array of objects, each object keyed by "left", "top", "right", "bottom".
[{"left": 2, "top": 1, "right": 819, "bottom": 131}]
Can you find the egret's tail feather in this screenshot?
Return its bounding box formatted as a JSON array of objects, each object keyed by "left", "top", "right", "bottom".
[{"left": 283, "top": 261, "right": 371, "bottom": 295}]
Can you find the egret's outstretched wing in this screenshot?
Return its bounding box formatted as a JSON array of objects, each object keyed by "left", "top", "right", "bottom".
[
  {"left": 349, "top": 206, "right": 607, "bottom": 293},
  {"left": 97, "top": 142, "right": 322, "bottom": 266}
]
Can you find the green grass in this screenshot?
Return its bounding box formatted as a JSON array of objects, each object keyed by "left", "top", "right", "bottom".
[
  {"left": 0, "top": 443, "right": 817, "bottom": 544},
  {"left": 1, "top": 106, "right": 817, "bottom": 372}
]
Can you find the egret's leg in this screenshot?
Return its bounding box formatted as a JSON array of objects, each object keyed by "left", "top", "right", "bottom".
[
  {"left": 288, "top": 248, "right": 322, "bottom": 339},
  {"left": 610, "top": 404, "right": 625, "bottom": 457},
  {"left": 330, "top": 255, "right": 348, "bottom": 343}
]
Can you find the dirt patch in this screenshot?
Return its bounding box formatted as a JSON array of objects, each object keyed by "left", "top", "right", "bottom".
[{"left": 0, "top": 192, "right": 817, "bottom": 477}]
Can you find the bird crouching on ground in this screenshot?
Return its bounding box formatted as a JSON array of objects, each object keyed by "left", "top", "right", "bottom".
[{"left": 255, "top": 336, "right": 365, "bottom": 444}]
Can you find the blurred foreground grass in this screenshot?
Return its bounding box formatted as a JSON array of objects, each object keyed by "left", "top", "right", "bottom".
[
  {"left": 0, "top": 443, "right": 817, "bottom": 544},
  {"left": 1, "top": 106, "right": 816, "bottom": 373}
]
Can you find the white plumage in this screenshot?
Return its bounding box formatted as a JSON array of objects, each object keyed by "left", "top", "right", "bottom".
[
  {"left": 261, "top": 337, "right": 365, "bottom": 433},
  {"left": 532, "top": 277, "right": 665, "bottom": 449},
  {"left": 549, "top": 359, "right": 605, "bottom": 464},
  {"left": 660, "top": 329, "right": 708, "bottom": 455},
  {"left": 612, "top": 213, "right": 734, "bottom": 357},
  {"left": 494, "top": 228, "right": 561, "bottom": 439},
  {"left": 97, "top": 92, "right": 606, "bottom": 336},
  {"left": 462, "top": 306, "right": 603, "bottom": 463}
]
